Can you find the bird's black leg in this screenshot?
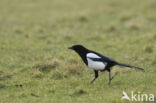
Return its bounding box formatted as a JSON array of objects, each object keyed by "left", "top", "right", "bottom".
[
  {"left": 90, "top": 70, "right": 98, "bottom": 84},
  {"left": 108, "top": 70, "right": 113, "bottom": 85}
]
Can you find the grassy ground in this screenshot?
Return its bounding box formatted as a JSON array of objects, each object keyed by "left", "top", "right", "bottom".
[{"left": 0, "top": 0, "right": 156, "bottom": 103}]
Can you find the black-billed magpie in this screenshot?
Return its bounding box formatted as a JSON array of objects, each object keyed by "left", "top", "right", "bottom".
[{"left": 68, "top": 45, "right": 144, "bottom": 84}]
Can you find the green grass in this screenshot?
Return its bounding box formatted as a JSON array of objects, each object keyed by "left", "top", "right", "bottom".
[{"left": 0, "top": 0, "right": 156, "bottom": 103}]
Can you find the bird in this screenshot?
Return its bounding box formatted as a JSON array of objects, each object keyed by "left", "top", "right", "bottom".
[{"left": 68, "top": 45, "right": 144, "bottom": 85}]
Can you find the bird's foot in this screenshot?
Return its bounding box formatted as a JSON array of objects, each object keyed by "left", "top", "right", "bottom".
[
  {"left": 111, "top": 77, "right": 114, "bottom": 80},
  {"left": 90, "top": 80, "right": 94, "bottom": 84},
  {"left": 108, "top": 77, "right": 114, "bottom": 85}
]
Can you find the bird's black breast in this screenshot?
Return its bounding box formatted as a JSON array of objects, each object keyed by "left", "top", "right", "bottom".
[
  {"left": 75, "top": 50, "right": 89, "bottom": 66},
  {"left": 79, "top": 53, "right": 88, "bottom": 65}
]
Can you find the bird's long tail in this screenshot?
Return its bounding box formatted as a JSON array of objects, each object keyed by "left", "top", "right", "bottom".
[{"left": 117, "top": 63, "right": 144, "bottom": 71}]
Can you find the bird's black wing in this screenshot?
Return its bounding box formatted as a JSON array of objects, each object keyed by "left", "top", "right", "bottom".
[{"left": 88, "top": 56, "right": 116, "bottom": 63}]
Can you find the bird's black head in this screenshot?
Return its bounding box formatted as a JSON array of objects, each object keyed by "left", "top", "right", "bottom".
[
  {"left": 68, "top": 44, "right": 90, "bottom": 56},
  {"left": 68, "top": 45, "right": 87, "bottom": 51},
  {"left": 68, "top": 45, "right": 89, "bottom": 65}
]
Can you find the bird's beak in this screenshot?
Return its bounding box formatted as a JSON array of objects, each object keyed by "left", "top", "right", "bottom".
[{"left": 68, "top": 46, "right": 73, "bottom": 49}]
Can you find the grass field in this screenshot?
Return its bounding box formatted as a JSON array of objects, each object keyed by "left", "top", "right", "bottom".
[{"left": 0, "top": 0, "right": 156, "bottom": 103}]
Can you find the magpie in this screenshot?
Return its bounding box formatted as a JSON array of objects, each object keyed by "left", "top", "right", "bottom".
[{"left": 68, "top": 45, "right": 144, "bottom": 85}]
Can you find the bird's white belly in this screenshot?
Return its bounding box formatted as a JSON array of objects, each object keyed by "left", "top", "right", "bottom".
[{"left": 87, "top": 58, "right": 107, "bottom": 70}]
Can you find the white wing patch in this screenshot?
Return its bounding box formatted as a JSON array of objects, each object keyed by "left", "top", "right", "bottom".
[
  {"left": 86, "top": 53, "right": 107, "bottom": 70},
  {"left": 87, "top": 53, "right": 101, "bottom": 58}
]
